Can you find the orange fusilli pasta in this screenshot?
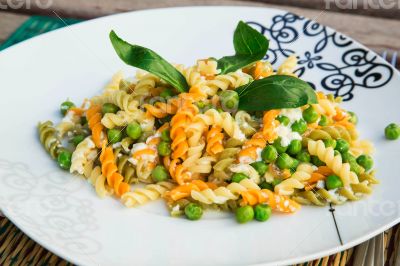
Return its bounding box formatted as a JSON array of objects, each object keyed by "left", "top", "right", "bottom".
[{"left": 100, "top": 145, "right": 130, "bottom": 197}]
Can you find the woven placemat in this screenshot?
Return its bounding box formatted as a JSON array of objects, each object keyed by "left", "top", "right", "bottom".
[
  {"left": 0, "top": 15, "right": 81, "bottom": 51},
  {"left": 0, "top": 15, "right": 399, "bottom": 266}
]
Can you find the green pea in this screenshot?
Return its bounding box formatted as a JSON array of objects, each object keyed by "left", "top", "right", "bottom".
[
  {"left": 157, "top": 141, "right": 171, "bottom": 156},
  {"left": 57, "top": 150, "right": 72, "bottom": 170},
  {"left": 334, "top": 150, "right": 341, "bottom": 157},
  {"left": 287, "top": 139, "right": 302, "bottom": 155},
  {"left": 261, "top": 145, "right": 278, "bottom": 163},
  {"left": 70, "top": 135, "right": 85, "bottom": 146},
  {"left": 276, "top": 153, "right": 296, "bottom": 170},
  {"left": 107, "top": 129, "right": 122, "bottom": 144},
  {"left": 273, "top": 138, "right": 287, "bottom": 154},
  {"left": 217, "top": 108, "right": 224, "bottom": 113},
  {"left": 235, "top": 206, "right": 254, "bottom": 224},
  {"left": 219, "top": 90, "right": 239, "bottom": 110},
  {"left": 250, "top": 161, "right": 268, "bottom": 176},
  {"left": 326, "top": 175, "right": 343, "bottom": 190},
  {"left": 348, "top": 111, "right": 358, "bottom": 125},
  {"left": 302, "top": 106, "right": 319, "bottom": 123},
  {"left": 335, "top": 139, "right": 349, "bottom": 153},
  {"left": 276, "top": 115, "right": 290, "bottom": 126},
  {"left": 318, "top": 115, "right": 329, "bottom": 126},
  {"left": 272, "top": 178, "right": 283, "bottom": 187},
  {"left": 231, "top": 173, "right": 249, "bottom": 183},
  {"left": 259, "top": 182, "right": 274, "bottom": 191},
  {"left": 152, "top": 165, "right": 170, "bottom": 182},
  {"left": 160, "top": 88, "right": 174, "bottom": 98},
  {"left": 184, "top": 203, "right": 203, "bottom": 221},
  {"left": 60, "top": 100, "right": 75, "bottom": 116},
  {"left": 385, "top": 123, "right": 400, "bottom": 140},
  {"left": 296, "top": 150, "right": 311, "bottom": 163},
  {"left": 323, "top": 139, "right": 337, "bottom": 149},
  {"left": 311, "top": 155, "right": 326, "bottom": 167},
  {"left": 161, "top": 130, "right": 171, "bottom": 142},
  {"left": 357, "top": 155, "right": 373, "bottom": 172},
  {"left": 291, "top": 119, "right": 308, "bottom": 134},
  {"left": 102, "top": 103, "right": 120, "bottom": 115},
  {"left": 126, "top": 122, "right": 142, "bottom": 140},
  {"left": 254, "top": 204, "right": 272, "bottom": 222}
]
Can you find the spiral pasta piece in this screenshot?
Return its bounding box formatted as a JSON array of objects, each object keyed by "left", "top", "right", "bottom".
[
  {"left": 304, "top": 126, "right": 353, "bottom": 144},
  {"left": 307, "top": 140, "right": 359, "bottom": 188},
  {"left": 168, "top": 159, "right": 192, "bottom": 185},
  {"left": 197, "top": 59, "right": 219, "bottom": 77},
  {"left": 191, "top": 178, "right": 260, "bottom": 204},
  {"left": 252, "top": 61, "right": 274, "bottom": 79},
  {"left": 238, "top": 132, "right": 265, "bottom": 163},
  {"left": 170, "top": 101, "right": 198, "bottom": 160},
  {"left": 100, "top": 145, "right": 130, "bottom": 197},
  {"left": 211, "top": 147, "right": 239, "bottom": 180},
  {"left": 144, "top": 102, "right": 178, "bottom": 119},
  {"left": 188, "top": 156, "right": 216, "bottom": 174},
  {"left": 92, "top": 90, "right": 140, "bottom": 114},
  {"left": 350, "top": 140, "right": 374, "bottom": 157},
  {"left": 241, "top": 189, "right": 301, "bottom": 213},
  {"left": 104, "top": 71, "right": 124, "bottom": 94},
  {"left": 262, "top": 109, "right": 280, "bottom": 142},
  {"left": 181, "top": 142, "right": 203, "bottom": 169},
  {"left": 86, "top": 105, "right": 106, "bottom": 148},
  {"left": 176, "top": 65, "right": 204, "bottom": 86},
  {"left": 274, "top": 163, "right": 315, "bottom": 196},
  {"left": 101, "top": 110, "right": 136, "bottom": 129},
  {"left": 87, "top": 166, "right": 113, "bottom": 198},
  {"left": 116, "top": 154, "right": 137, "bottom": 184},
  {"left": 206, "top": 126, "right": 224, "bottom": 155},
  {"left": 312, "top": 92, "right": 338, "bottom": 117},
  {"left": 121, "top": 182, "right": 175, "bottom": 207},
  {"left": 136, "top": 159, "right": 156, "bottom": 183},
  {"left": 195, "top": 109, "right": 245, "bottom": 141},
  {"left": 204, "top": 70, "right": 252, "bottom": 93},
  {"left": 235, "top": 110, "right": 259, "bottom": 137},
  {"left": 165, "top": 180, "right": 217, "bottom": 201},
  {"left": 70, "top": 137, "right": 97, "bottom": 175},
  {"left": 133, "top": 73, "right": 159, "bottom": 97},
  {"left": 277, "top": 55, "right": 298, "bottom": 76},
  {"left": 38, "top": 121, "right": 62, "bottom": 159},
  {"left": 56, "top": 110, "right": 81, "bottom": 137}
]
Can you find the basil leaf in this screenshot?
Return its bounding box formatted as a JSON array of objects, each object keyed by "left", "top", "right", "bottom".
[
  {"left": 217, "top": 21, "right": 269, "bottom": 74},
  {"left": 109, "top": 30, "right": 189, "bottom": 92},
  {"left": 237, "top": 75, "right": 318, "bottom": 111}
]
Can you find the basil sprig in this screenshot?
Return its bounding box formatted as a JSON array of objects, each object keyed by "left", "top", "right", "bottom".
[
  {"left": 236, "top": 75, "right": 318, "bottom": 111},
  {"left": 217, "top": 21, "right": 269, "bottom": 74},
  {"left": 109, "top": 30, "right": 189, "bottom": 92}
]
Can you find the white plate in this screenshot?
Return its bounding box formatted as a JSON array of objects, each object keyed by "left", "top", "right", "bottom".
[{"left": 0, "top": 6, "right": 399, "bottom": 266}]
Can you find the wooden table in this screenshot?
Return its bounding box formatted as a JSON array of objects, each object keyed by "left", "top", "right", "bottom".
[{"left": 0, "top": 0, "right": 400, "bottom": 68}]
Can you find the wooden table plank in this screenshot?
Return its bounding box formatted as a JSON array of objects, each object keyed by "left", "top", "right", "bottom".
[
  {"left": 248, "top": 0, "right": 400, "bottom": 20},
  {"left": 0, "top": 12, "right": 28, "bottom": 43},
  {"left": 1, "top": 0, "right": 400, "bottom": 19},
  {"left": 0, "top": 1, "right": 399, "bottom": 65}
]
